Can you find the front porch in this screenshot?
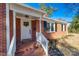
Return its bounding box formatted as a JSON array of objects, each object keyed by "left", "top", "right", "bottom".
[
  {"left": 15, "top": 40, "right": 45, "bottom": 56},
  {"left": 14, "top": 12, "right": 46, "bottom": 56},
  {"left": 6, "top": 4, "right": 49, "bottom": 56}
]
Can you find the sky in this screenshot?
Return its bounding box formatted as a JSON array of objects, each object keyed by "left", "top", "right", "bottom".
[{"left": 25, "top": 3, "right": 78, "bottom": 22}]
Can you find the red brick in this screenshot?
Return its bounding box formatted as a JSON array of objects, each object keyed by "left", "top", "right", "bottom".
[{"left": 0, "top": 3, "right": 6, "bottom": 55}]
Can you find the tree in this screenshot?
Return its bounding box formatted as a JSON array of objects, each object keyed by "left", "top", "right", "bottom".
[
  {"left": 68, "top": 14, "right": 79, "bottom": 33},
  {"left": 39, "top": 3, "right": 57, "bottom": 17},
  {"left": 64, "top": 3, "right": 79, "bottom": 33}
]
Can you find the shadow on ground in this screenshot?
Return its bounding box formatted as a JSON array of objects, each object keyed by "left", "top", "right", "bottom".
[
  {"left": 48, "top": 47, "right": 64, "bottom": 56},
  {"left": 48, "top": 40, "right": 64, "bottom": 56},
  {"left": 57, "top": 39, "right": 79, "bottom": 56},
  {"left": 48, "top": 34, "right": 79, "bottom": 56}
]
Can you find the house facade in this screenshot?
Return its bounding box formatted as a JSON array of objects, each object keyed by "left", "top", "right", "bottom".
[{"left": 0, "top": 3, "right": 68, "bottom": 56}]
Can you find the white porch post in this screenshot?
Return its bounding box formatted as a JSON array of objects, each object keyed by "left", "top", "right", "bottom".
[
  {"left": 53, "top": 23, "right": 55, "bottom": 32},
  {"left": 40, "top": 16, "right": 42, "bottom": 33},
  {"left": 7, "top": 5, "right": 16, "bottom": 56},
  {"left": 50, "top": 23, "right": 51, "bottom": 32},
  {"left": 13, "top": 8, "right": 16, "bottom": 54},
  {"left": 6, "top": 3, "right": 10, "bottom": 54},
  {"left": 39, "top": 16, "right": 42, "bottom": 39},
  {"left": 63, "top": 24, "right": 65, "bottom": 31}
]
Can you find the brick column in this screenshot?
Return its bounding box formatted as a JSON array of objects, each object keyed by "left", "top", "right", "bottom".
[
  {"left": 9, "top": 10, "right": 13, "bottom": 43},
  {"left": 0, "top": 3, "right": 7, "bottom": 56}
]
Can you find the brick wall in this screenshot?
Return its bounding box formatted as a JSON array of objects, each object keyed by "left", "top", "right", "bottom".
[
  {"left": 36, "top": 20, "right": 44, "bottom": 32},
  {"left": 48, "top": 23, "right": 67, "bottom": 40},
  {"left": 0, "top": 3, "right": 7, "bottom": 56},
  {"left": 31, "top": 20, "right": 37, "bottom": 41},
  {"left": 39, "top": 20, "right": 67, "bottom": 40},
  {"left": 31, "top": 19, "right": 68, "bottom": 42},
  {"left": 31, "top": 20, "right": 44, "bottom": 41},
  {"left": 43, "top": 23, "right": 67, "bottom": 40},
  {"left": 9, "top": 10, "right": 13, "bottom": 43}
]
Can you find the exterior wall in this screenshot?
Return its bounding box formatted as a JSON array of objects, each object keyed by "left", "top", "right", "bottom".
[
  {"left": 36, "top": 20, "right": 44, "bottom": 32},
  {"left": 35, "top": 20, "right": 68, "bottom": 40},
  {"left": 31, "top": 20, "right": 44, "bottom": 41},
  {"left": 0, "top": 3, "right": 7, "bottom": 55},
  {"left": 31, "top": 20, "right": 37, "bottom": 41},
  {"left": 9, "top": 10, "right": 13, "bottom": 43},
  {"left": 47, "top": 23, "right": 67, "bottom": 40},
  {"left": 33, "top": 20, "right": 44, "bottom": 32}
]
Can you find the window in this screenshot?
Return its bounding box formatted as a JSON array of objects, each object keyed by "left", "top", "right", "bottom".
[
  {"left": 44, "top": 21, "right": 47, "bottom": 31},
  {"left": 61, "top": 24, "right": 65, "bottom": 31},
  {"left": 47, "top": 23, "right": 50, "bottom": 31},
  {"left": 44, "top": 22, "right": 55, "bottom": 32},
  {"left": 51, "top": 23, "right": 54, "bottom": 31}
]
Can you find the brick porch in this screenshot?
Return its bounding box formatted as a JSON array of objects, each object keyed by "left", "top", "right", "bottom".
[{"left": 15, "top": 40, "right": 45, "bottom": 56}]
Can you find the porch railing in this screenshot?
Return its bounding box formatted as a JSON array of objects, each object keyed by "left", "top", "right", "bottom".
[
  {"left": 36, "top": 32, "right": 49, "bottom": 55},
  {"left": 7, "top": 35, "right": 16, "bottom": 56}
]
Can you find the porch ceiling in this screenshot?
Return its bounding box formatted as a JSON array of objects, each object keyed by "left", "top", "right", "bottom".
[
  {"left": 10, "top": 4, "right": 45, "bottom": 18},
  {"left": 16, "top": 12, "right": 40, "bottom": 20}
]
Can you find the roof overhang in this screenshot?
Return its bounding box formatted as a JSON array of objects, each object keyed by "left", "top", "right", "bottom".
[
  {"left": 55, "top": 19, "right": 68, "bottom": 24},
  {"left": 43, "top": 17, "right": 55, "bottom": 23},
  {"left": 43, "top": 17, "right": 68, "bottom": 24},
  {"left": 9, "top": 3, "right": 46, "bottom": 18},
  {"left": 17, "top": 3, "right": 46, "bottom": 14}
]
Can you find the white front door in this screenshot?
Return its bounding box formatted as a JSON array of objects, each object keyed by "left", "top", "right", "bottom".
[{"left": 21, "top": 18, "right": 32, "bottom": 40}]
